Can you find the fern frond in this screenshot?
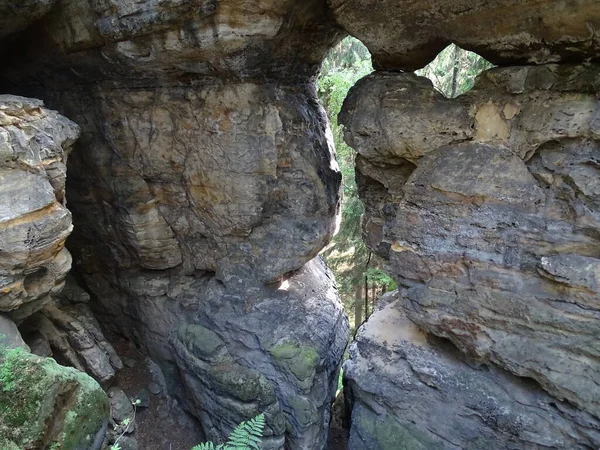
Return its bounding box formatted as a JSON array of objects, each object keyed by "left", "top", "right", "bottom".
[
  {"left": 191, "top": 442, "right": 216, "bottom": 450},
  {"left": 191, "top": 414, "right": 265, "bottom": 450},
  {"left": 224, "top": 414, "right": 265, "bottom": 450}
]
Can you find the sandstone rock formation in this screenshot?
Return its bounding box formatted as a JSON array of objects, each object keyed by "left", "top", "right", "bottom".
[
  {"left": 0, "top": 314, "right": 30, "bottom": 351},
  {"left": 341, "top": 65, "right": 600, "bottom": 424},
  {"left": 0, "top": 1, "right": 348, "bottom": 448},
  {"left": 329, "top": 0, "right": 600, "bottom": 70},
  {"left": 0, "top": 95, "right": 79, "bottom": 323},
  {"left": 20, "top": 300, "right": 123, "bottom": 386},
  {"left": 345, "top": 293, "right": 600, "bottom": 450},
  {"left": 5, "top": 0, "right": 597, "bottom": 449},
  {"left": 0, "top": 347, "right": 109, "bottom": 450}
]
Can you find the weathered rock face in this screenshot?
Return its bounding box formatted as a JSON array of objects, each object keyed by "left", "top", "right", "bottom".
[
  {"left": 342, "top": 65, "right": 600, "bottom": 420},
  {"left": 58, "top": 82, "right": 340, "bottom": 284},
  {"left": 0, "top": 315, "right": 30, "bottom": 351},
  {"left": 0, "top": 1, "right": 348, "bottom": 448},
  {"left": 345, "top": 292, "right": 600, "bottom": 450},
  {"left": 0, "top": 347, "right": 109, "bottom": 450},
  {"left": 3, "top": 0, "right": 341, "bottom": 84},
  {"left": 85, "top": 256, "right": 347, "bottom": 450},
  {"left": 0, "top": 0, "right": 55, "bottom": 39},
  {"left": 20, "top": 300, "right": 123, "bottom": 386},
  {"left": 328, "top": 0, "right": 600, "bottom": 70},
  {"left": 0, "top": 95, "right": 79, "bottom": 323}
]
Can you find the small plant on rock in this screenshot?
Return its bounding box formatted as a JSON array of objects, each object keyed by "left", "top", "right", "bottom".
[
  {"left": 191, "top": 414, "right": 265, "bottom": 450},
  {"left": 110, "top": 399, "right": 141, "bottom": 450}
]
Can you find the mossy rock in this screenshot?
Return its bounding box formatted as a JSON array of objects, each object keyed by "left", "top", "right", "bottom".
[
  {"left": 176, "top": 324, "right": 228, "bottom": 361},
  {"left": 352, "top": 406, "right": 440, "bottom": 450},
  {"left": 0, "top": 347, "right": 109, "bottom": 449},
  {"left": 269, "top": 342, "right": 319, "bottom": 381}
]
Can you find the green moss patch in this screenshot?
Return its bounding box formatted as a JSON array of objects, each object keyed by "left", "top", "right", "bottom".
[
  {"left": 269, "top": 342, "right": 319, "bottom": 381},
  {"left": 0, "top": 347, "right": 109, "bottom": 449}
]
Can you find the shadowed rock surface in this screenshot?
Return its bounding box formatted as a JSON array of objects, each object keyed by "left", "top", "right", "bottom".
[
  {"left": 0, "top": 0, "right": 55, "bottom": 39},
  {"left": 344, "top": 292, "right": 600, "bottom": 450},
  {"left": 0, "top": 2, "right": 348, "bottom": 448},
  {"left": 329, "top": 0, "right": 600, "bottom": 70},
  {"left": 20, "top": 300, "right": 123, "bottom": 386},
  {"left": 0, "top": 315, "right": 30, "bottom": 351}
]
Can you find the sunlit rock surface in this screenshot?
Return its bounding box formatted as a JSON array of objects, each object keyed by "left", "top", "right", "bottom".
[
  {"left": 345, "top": 293, "right": 600, "bottom": 450},
  {"left": 0, "top": 95, "right": 79, "bottom": 323},
  {"left": 341, "top": 63, "right": 600, "bottom": 432}
]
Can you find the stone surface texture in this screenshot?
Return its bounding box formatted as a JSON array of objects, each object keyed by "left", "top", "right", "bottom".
[
  {"left": 0, "top": 314, "right": 30, "bottom": 351},
  {"left": 0, "top": 0, "right": 55, "bottom": 39},
  {"left": 329, "top": 0, "right": 600, "bottom": 70},
  {"left": 0, "top": 1, "right": 348, "bottom": 449},
  {"left": 20, "top": 300, "right": 123, "bottom": 386},
  {"left": 345, "top": 293, "right": 600, "bottom": 450},
  {"left": 0, "top": 348, "right": 109, "bottom": 450},
  {"left": 341, "top": 63, "right": 600, "bottom": 445},
  {"left": 0, "top": 95, "right": 79, "bottom": 323}
]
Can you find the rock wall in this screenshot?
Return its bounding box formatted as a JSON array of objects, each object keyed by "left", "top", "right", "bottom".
[
  {"left": 0, "top": 1, "right": 349, "bottom": 449},
  {"left": 0, "top": 95, "right": 78, "bottom": 323},
  {"left": 335, "top": 1, "right": 600, "bottom": 448},
  {"left": 0, "top": 93, "right": 115, "bottom": 449},
  {"left": 4, "top": 1, "right": 598, "bottom": 449},
  {"left": 345, "top": 292, "right": 600, "bottom": 450}
]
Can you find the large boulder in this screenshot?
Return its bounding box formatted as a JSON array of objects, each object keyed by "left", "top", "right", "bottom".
[
  {"left": 0, "top": 347, "right": 109, "bottom": 449},
  {"left": 329, "top": 0, "right": 600, "bottom": 70},
  {"left": 85, "top": 257, "right": 348, "bottom": 450},
  {"left": 0, "top": 2, "right": 347, "bottom": 448},
  {"left": 0, "top": 95, "right": 79, "bottom": 323},
  {"left": 340, "top": 64, "right": 600, "bottom": 419},
  {"left": 344, "top": 293, "right": 600, "bottom": 450},
  {"left": 58, "top": 81, "right": 340, "bottom": 284}
]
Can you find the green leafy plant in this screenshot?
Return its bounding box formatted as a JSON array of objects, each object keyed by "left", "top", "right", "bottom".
[
  {"left": 191, "top": 414, "right": 265, "bottom": 450},
  {"left": 110, "top": 398, "right": 139, "bottom": 450}
]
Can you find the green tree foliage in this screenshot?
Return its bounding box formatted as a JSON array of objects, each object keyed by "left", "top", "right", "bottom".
[
  {"left": 318, "top": 38, "right": 395, "bottom": 329},
  {"left": 416, "top": 44, "right": 494, "bottom": 98},
  {"left": 318, "top": 39, "right": 492, "bottom": 329},
  {"left": 191, "top": 414, "right": 265, "bottom": 450}
]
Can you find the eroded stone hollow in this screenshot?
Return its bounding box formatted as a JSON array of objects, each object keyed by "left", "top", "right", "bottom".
[
  {"left": 1, "top": 1, "right": 349, "bottom": 449},
  {"left": 0, "top": 0, "right": 599, "bottom": 449}
]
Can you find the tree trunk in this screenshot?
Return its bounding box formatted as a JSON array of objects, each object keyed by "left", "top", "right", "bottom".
[
  {"left": 450, "top": 44, "right": 461, "bottom": 98},
  {"left": 354, "top": 282, "right": 363, "bottom": 331},
  {"left": 371, "top": 284, "right": 377, "bottom": 314}
]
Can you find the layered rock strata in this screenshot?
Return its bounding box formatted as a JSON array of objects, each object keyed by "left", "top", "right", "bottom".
[
  {"left": 345, "top": 293, "right": 600, "bottom": 450},
  {"left": 334, "top": 2, "right": 600, "bottom": 444},
  {"left": 329, "top": 0, "right": 600, "bottom": 70},
  {"left": 0, "top": 95, "right": 79, "bottom": 323},
  {"left": 0, "top": 1, "right": 348, "bottom": 448},
  {"left": 341, "top": 65, "right": 600, "bottom": 422}
]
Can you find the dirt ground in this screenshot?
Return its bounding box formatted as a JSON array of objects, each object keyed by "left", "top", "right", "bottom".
[
  {"left": 107, "top": 333, "right": 348, "bottom": 450},
  {"left": 108, "top": 334, "right": 204, "bottom": 450}
]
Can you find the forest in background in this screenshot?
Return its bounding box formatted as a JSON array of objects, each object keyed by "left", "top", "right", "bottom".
[{"left": 318, "top": 38, "right": 493, "bottom": 333}]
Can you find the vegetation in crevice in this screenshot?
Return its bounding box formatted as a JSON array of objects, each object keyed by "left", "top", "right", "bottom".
[
  {"left": 318, "top": 38, "right": 493, "bottom": 331},
  {"left": 416, "top": 43, "right": 494, "bottom": 98}
]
